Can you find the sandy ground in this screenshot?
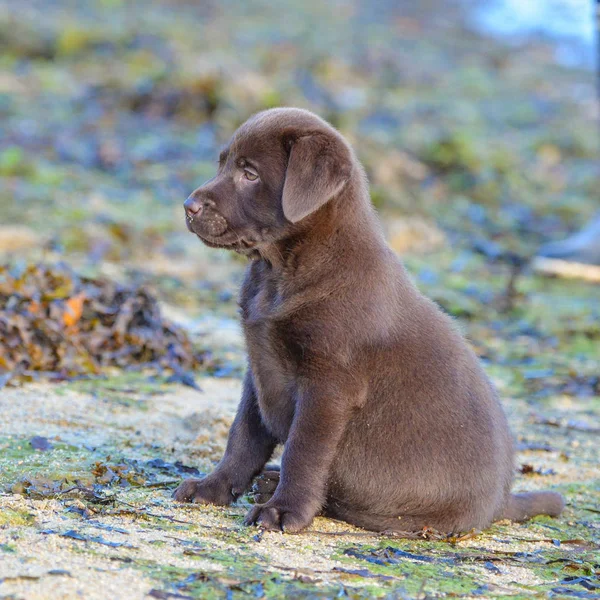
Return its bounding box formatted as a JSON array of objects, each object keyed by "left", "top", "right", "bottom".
[{"left": 1, "top": 370, "right": 598, "bottom": 599}]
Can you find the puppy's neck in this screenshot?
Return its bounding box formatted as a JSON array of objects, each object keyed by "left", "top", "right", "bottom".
[{"left": 257, "top": 185, "right": 385, "bottom": 276}]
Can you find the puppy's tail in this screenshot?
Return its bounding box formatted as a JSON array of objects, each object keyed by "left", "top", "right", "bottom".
[{"left": 501, "top": 491, "right": 565, "bottom": 522}]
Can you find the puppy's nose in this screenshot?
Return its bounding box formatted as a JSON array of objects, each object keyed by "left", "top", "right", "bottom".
[{"left": 184, "top": 196, "right": 202, "bottom": 217}]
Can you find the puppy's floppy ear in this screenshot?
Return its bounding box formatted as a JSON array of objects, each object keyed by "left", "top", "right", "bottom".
[{"left": 282, "top": 133, "right": 353, "bottom": 223}]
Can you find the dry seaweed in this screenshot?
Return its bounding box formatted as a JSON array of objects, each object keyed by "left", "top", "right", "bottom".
[{"left": 0, "top": 262, "right": 205, "bottom": 384}]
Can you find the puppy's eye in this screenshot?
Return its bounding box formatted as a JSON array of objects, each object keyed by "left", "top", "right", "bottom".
[{"left": 243, "top": 168, "right": 259, "bottom": 181}]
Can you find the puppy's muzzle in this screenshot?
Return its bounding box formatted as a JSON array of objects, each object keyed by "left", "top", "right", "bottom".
[{"left": 184, "top": 195, "right": 228, "bottom": 238}]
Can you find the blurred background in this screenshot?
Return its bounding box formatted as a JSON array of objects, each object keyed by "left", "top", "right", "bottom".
[
  {"left": 0, "top": 0, "right": 598, "bottom": 385},
  {"left": 0, "top": 4, "right": 599, "bottom": 594}
]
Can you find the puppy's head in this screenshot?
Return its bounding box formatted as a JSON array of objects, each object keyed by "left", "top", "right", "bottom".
[{"left": 184, "top": 108, "right": 354, "bottom": 253}]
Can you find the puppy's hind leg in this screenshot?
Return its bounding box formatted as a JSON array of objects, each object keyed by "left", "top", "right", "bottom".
[
  {"left": 249, "top": 465, "right": 280, "bottom": 504},
  {"left": 251, "top": 479, "right": 444, "bottom": 537},
  {"left": 324, "top": 501, "right": 436, "bottom": 537}
]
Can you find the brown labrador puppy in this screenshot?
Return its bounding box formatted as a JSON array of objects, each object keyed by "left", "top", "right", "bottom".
[{"left": 173, "top": 107, "right": 564, "bottom": 534}]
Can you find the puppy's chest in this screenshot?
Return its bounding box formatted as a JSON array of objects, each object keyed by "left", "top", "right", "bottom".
[{"left": 240, "top": 274, "right": 303, "bottom": 440}]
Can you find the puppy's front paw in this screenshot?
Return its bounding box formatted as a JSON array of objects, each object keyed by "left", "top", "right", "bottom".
[
  {"left": 172, "top": 475, "right": 235, "bottom": 505},
  {"left": 244, "top": 501, "right": 314, "bottom": 533}
]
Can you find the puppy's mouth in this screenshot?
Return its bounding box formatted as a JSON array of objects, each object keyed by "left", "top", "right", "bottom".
[
  {"left": 185, "top": 210, "right": 258, "bottom": 254},
  {"left": 188, "top": 222, "right": 256, "bottom": 253},
  {"left": 197, "top": 233, "right": 256, "bottom": 253}
]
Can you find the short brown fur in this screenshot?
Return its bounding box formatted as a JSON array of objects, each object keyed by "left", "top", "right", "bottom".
[{"left": 173, "top": 108, "right": 564, "bottom": 534}]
